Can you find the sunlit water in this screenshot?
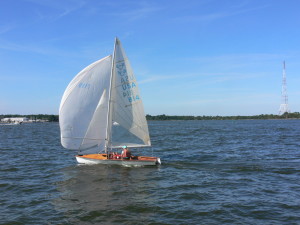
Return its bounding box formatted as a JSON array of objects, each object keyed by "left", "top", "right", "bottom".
[{"left": 1, "top": 120, "right": 300, "bottom": 224}]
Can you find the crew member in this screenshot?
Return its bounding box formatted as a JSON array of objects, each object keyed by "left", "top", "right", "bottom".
[{"left": 121, "top": 146, "right": 131, "bottom": 159}]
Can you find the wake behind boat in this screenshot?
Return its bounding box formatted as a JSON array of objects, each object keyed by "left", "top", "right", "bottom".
[{"left": 59, "top": 38, "right": 161, "bottom": 166}]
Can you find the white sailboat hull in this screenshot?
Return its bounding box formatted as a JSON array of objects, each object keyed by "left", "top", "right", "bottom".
[{"left": 76, "top": 154, "right": 161, "bottom": 166}]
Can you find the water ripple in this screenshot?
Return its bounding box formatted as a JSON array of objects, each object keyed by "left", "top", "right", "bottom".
[{"left": 1, "top": 121, "right": 300, "bottom": 224}]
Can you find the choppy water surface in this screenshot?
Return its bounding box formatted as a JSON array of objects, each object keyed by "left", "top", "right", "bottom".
[{"left": 1, "top": 120, "right": 300, "bottom": 224}]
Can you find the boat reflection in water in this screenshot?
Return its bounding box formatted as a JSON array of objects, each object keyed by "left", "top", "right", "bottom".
[{"left": 53, "top": 164, "right": 161, "bottom": 224}]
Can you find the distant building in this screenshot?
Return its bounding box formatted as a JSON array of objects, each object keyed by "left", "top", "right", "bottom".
[{"left": 1, "top": 117, "right": 29, "bottom": 123}]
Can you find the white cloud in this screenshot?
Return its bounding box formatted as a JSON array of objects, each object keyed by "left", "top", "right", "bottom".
[
  {"left": 139, "top": 74, "right": 183, "bottom": 84},
  {"left": 0, "top": 23, "right": 15, "bottom": 34},
  {"left": 25, "top": 0, "right": 87, "bottom": 21},
  {"left": 0, "top": 39, "right": 74, "bottom": 56},
  {"left": 173, "top": 2, "right": 270, "bottom": 24},
  {"left": 101, "top": 1, "right": 163, "bottom": 21}
]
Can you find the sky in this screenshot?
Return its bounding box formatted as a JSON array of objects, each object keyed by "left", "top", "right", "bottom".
[{"left": 1, "top": 0, "right": 300, "bottom": 116}]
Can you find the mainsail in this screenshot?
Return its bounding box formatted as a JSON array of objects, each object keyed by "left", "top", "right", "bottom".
[
  {"left": 108, "top": 38, "right": 151, "bottom": 148},
  {"left": 59, "top": 38, "right": 151, "bottom": 154}
]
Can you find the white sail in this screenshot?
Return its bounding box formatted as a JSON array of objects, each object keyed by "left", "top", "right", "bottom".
[
  {"left": 59, "top": 55, "right": 112, "bottom": 153},
  {"left": 107, "top": 38, "right": 151, "bottom": 148}
]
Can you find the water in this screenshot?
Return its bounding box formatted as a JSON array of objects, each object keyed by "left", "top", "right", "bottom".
[{"left": 1, "top": 120, "right": 300, "bottom": 224}]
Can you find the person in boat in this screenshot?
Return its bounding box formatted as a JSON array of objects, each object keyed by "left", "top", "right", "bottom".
[
  {"left": 112, "top": 151, "right": 121, "bottom": 159},
  {"left": 121, "top": 146, "right": 131, "bottom": 159}
]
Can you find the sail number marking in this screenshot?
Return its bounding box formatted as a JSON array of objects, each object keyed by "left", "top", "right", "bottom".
[
  {"left": 78, "top": 82, "right": 91, "bottom": 89},
  {"left": 116, "top": 62, "right": 140, "bottom": 103}
]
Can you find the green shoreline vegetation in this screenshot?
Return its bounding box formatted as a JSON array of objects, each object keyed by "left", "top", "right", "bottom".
[
  {"left": 146, "top": 112, "right": 300, "bottom": 120},
  {"left": 1, "top": 112, "right": 300, "bottom": 122}
]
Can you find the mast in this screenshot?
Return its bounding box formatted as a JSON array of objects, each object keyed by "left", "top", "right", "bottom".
[{"left": 105, "top": 37, "right": 117, "bottom": 153}]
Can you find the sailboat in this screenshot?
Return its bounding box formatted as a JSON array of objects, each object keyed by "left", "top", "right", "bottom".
[{"left": 59, "top": 38, "right": 161, "bottom": 166}]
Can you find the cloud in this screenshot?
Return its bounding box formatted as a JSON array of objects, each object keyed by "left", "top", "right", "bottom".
[
  {"left": 101, "top": 1, "right": 163, "bottom": 22},
  {"left": 25, "top": 0, "right": 87, "bottom": 21},
  {"left": 185, "top": 53, "right": 284, "bottom": 72},
  {"left": 174, "top": 2, "right": 270, "bottom": 24},
  {"left": 139, "top": 74, "right": 183, "bottom": 84},
  {"left": 55, "top": 1, "right": 86, "bottom": 20},
  {"left": 0, "top": 24, "right": 15, "bottom": 34},
  {"left": 117, "top": 6, "right": 162, "bottom": 21},
  {"left": 177, "top": 92, "right": 279, "bottom": 114},
  {"left": 0, "top": 39, "right": 69, "bottom": 56},
  {"left": 142, "top": 52, "right": 283, "bottom": 90}
]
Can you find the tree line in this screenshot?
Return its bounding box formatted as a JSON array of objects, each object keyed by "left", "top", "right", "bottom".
[
  {"left": 146, "top": 112, "right": 300, "bottom": 120},
  {"left": 1, "top": 112, "right": 300, "bottom": 122}
]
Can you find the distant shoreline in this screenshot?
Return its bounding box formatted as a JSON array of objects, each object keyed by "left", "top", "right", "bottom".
[
  {"left": 0, "top": 114, "right": 59, "bottom": 122},
  {"left": 146, "top": 113, "right": 300, "bottom": 120},
  {"left": 1, "top": 112, "right": 299, "bottom": 121}
]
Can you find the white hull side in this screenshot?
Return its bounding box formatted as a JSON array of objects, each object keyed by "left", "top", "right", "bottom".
[{"left": 76, "top": 156, "right": 161, "bottom": 166}]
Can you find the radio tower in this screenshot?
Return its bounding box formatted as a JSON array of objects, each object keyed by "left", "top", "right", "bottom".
[{"left": 279, "top": 61, "right": 290, "bottom": 115}]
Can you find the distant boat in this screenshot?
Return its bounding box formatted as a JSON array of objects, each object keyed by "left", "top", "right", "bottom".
[{"left": 59, "top": 38, "right": 161, "bottom": 166}]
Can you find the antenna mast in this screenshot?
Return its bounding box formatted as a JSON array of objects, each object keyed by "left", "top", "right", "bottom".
[{"left": 279, "top": 61, "right": 290, "bottom": 115}]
